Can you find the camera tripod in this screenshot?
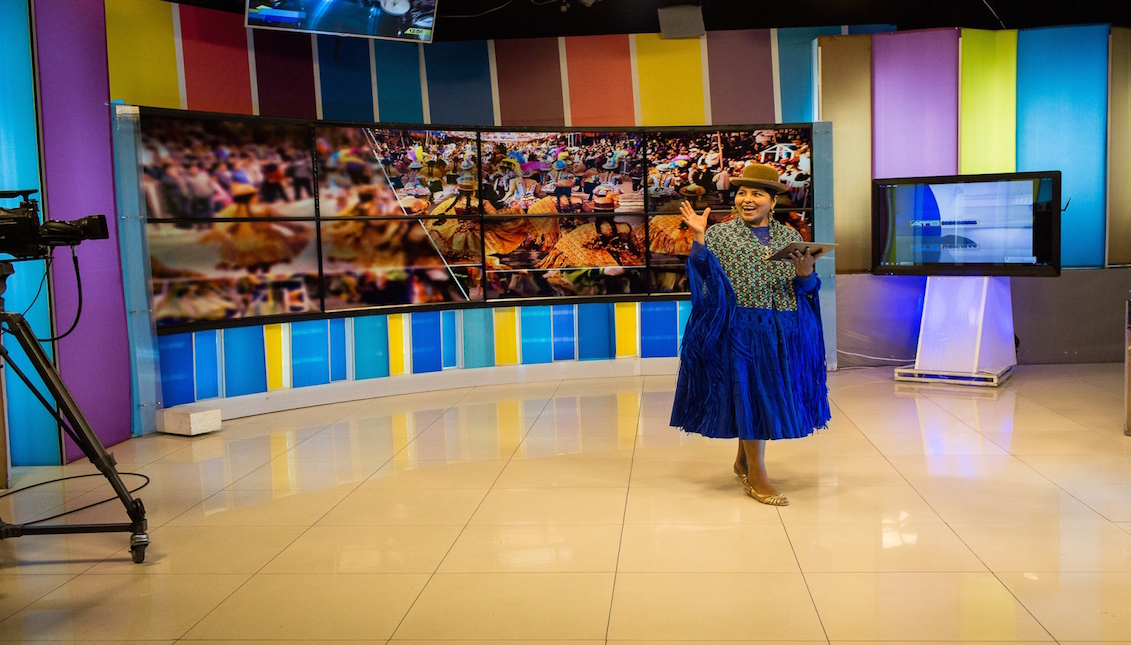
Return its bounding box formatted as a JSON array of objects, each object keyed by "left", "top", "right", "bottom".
[{"left": 0, "top": 260, "right": 148, "bottom": 563}]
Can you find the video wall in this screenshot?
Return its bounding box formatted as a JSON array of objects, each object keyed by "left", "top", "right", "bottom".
[{"left": 139, "top": 110, "right": 814, "bottom": 331}]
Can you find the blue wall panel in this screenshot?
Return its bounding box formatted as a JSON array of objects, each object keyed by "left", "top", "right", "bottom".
[
  {"left": 372, "top": 39, "right": 424, "bottom": 123},
  {"left": 223, "top": 326, "right": 267, "bottom": 396},
  {"left": 423, "top": 41, "right": 494, "bottom": 126},
  {"left": 411, "top": 311, "right": 443, "bottom": 373},
  {"left": 158, "top": 333, "right": 195, "bottom": 407},
  {"left": 577, "top": 303, "right": 615, "bottom": 360},
  {"left": 354, "top": 315, "right": 390, "bottom": 379},
  {"left": 441, "top": 310, "right": 457, "bottom": 368},
  {"left": 640, "top": 301, "right": 678, "bottom": 358},
  {"left": 316, "top": 35, "right": 374, "bottom": 122},
  {"left": 1, "top": 0, "right": 59, "bottom": 465},
  {"left": 291, "top": 320, "right": 330, "bottom": 388},
  {"left": 193, "top": 330, "right": 219, "bottom": 400},
  {"left": 330, "top": 318, "right": 347, "bottom": 381},
  {"left": 462, "top": 308, "right": 495, "bottom": 368},
  {"left": 1016, "top": 24, "right": 1109, "bottom": 268},
  {"left": 520, "top": 306, "right": 553, "bottom": 364},
  {"left": 776, "top": 26, "right": 842, "bottom": 122},
  {"left": 551, "top": 305, "right": 576, "bottom": 361},
  {"left": 848, "top": 24, "right": 898, "bottom": 35}
]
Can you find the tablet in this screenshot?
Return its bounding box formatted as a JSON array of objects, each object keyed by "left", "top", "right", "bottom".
[{"left": 766, "top": 241, "right": 837, "bottom": 261}]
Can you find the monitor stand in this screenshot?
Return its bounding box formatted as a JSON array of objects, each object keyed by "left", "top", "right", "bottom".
[{"left": 894, "top": 276, "right": 1017, "bottom": 387}]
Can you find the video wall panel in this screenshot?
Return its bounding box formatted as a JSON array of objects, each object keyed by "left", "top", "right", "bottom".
[{"left": 138, "top": 110, "right": 816, "bottom": 332}]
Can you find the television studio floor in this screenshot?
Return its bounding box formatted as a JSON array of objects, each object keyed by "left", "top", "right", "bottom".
[{"left": 1, "top": 363, "right": 1130, "bottom": 644}]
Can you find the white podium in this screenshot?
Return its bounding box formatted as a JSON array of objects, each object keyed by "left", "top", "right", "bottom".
[{"left": 895, "top": 276, "right": 1017, "bottom": 387}]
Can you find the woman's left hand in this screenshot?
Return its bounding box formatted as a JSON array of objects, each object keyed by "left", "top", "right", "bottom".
[{"left": 789, "top": 249, "right": 816, "bottom": 277}]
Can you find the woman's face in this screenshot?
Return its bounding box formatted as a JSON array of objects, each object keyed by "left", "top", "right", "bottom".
[{"left": 734, "top": 185, "right": 775, "bottom": 226}]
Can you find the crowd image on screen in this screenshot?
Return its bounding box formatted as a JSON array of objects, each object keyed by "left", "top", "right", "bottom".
[
  {"left": 140, "top": 117, "right": 315, "bottom": 221},
  {"left": 479, "top": 132, "right": 644, "bottom": 215},
  {"left": 646, "top": 128, "right": 812, "bottom": 213}
]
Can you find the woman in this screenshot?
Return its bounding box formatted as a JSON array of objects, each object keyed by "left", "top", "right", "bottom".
[{"left": 670, "top": 163, "right": 829, "bottom": 506}]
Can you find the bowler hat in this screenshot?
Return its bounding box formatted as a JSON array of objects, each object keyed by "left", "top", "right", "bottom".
[{"left": 729, "top": 163, "right": 787, "bottom": 194}]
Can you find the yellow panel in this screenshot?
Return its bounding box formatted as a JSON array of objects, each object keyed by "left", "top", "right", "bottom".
[
  {"left": 388, "top": 314, "right": 405, "bottom": 375},
  {"left": 497, "top": 401, "right": 523, "bottom": 457},
  {"left": 817, "top": 35, "right": 873, "bottom": 274},
  {"left": 269, "top": 433, "right": 296, "bottom": 493},
  {"left": 617, "top": 392, "right": 640, "bottom": 448},
  {"left": 614, "top": 302, "right": 638, "bottom": 358},
  {"left": 264, "top": 323, "right": 284, "bottom": 390},
  {"left": 105, "top": 0, "right": 181, "bottom": 108},
  {"left": 1110, "top": 28, "right": 1131, "bottom": 265},
  {"left": 493, "top": 307, "right": 519, "bottom": 365},
  {"left": 960, "top": 29, "right": 1017, "bottom": 174},
  {"left": 635, "top": 33, "right": 705, "bottom": 126}
]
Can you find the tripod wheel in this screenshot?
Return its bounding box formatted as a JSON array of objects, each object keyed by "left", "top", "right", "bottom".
[{"left": 130, "top": 544, "right": 147, "bottom": 563}]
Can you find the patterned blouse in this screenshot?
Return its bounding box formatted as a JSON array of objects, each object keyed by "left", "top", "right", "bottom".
[{"left": 704, "top": 217, "right": 804, "bottom": 311}]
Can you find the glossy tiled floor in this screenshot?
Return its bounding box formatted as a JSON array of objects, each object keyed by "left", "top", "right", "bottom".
[{"left": 2, "top": 363, "right": 1130, "bottom": 644}]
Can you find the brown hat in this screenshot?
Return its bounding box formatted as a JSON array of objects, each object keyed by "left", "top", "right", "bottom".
[
  {"left": 678, "top": 183, "right": 706, "bottom": 198},
  {"left": 729, "top": 163, "right": 787, "bottom": 194}
]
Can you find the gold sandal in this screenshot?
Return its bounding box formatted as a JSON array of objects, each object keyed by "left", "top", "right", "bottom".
[
  {"left": 744, "top": 481, "right": 789, "bottom": 506},
  {"left": 733, "top": 464, "right": 747, "bottom": 483}
]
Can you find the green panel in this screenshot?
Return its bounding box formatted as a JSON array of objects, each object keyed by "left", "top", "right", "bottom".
[{"left": 959, "top": 29, "right": 1017, "bottom": 174}]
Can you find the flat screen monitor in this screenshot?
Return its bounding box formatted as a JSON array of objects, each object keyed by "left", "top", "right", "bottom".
[
  {"left": 871, "top": 171, "right": 1061, "bottom": 277},
  {"left": 246, "top": 0, "right": 436, "bottom": 43}
]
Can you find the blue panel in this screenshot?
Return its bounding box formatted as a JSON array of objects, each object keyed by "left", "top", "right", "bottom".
[
  {"left": 1017, "top": 24, "right": 1109, "bottom": 268},
  {"left": 329, "top": 318, "right": 347, "bottom": 381},
  {"left": 640, "top": 302, "right": 678, "bottom": 358},
  {"left": 519, "top": 306, "right": 553, "bottom": 364},
  {"left": 848, "top": 24, "right": 897, "bottom": 35},
  {"left": 223, "top": 326, "right": 267, "bottom": 396},
  {"left": 551, "top": 305, "right": 576, "bottom": 361},
  {"left": 158, "top": 333, "right": 195, "bottom": 407},
  {"left": 411, "top": 311, "right": 443, "bottom": 374},
  {"left": 193, "top": 330, "right": 219, "bottom": 400},
  {"left": 462, "top": 308, "right": 495, "bottom": 368},
  {"left": 776, "top": 26, "right": 842, "bottom": 123},
  {"left": 423, "top": 41, "right": 494, "bottom": 126},
  {"left": 2, "top": 1, "right": 58, "bottom": 465},
  {"left": 291, "top": 320, "right": 330, "bottom": 388},
  {"left": 316, "top": 35, "right": 374, "bottom": 122},
  {"left": 441, "top": 309, "right": 457, "bottom": 368},
  {"left": 372, "top": 39, "right": 424, "bottom": 123},
  {"left": 354, "top": 315, "right": 390, "bottom": 379},
  {"left": 577, "top": 303, "right": 615, "bottom": 360},
  {"left": 677, "top": 300, "right": 692, "bottom": 349}
]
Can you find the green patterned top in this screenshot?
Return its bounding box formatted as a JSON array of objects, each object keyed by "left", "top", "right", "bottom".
[{"left": 704, "top": 217, "right": 803, "bottom": 311}]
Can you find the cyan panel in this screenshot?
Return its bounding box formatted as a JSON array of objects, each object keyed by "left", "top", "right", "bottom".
[
  {"left": 551, "top": 305, "right": 576, "bottom": 361},
  {"left": 411, "top": 311, "right": 443, "bottom": 373},
  {"left": 462, "top": 308, "right": 495, "bottom": 368},
  {"left": 1017, "top": 24, "right": 1109, "bottom": 268},
  {"left": 677, "top": 300, "right": 692, "bottom": 348},
  {"left": 329, "top": 318, "right": 347, "bottom": 381},
  {"left": 776, "top": 26, "right": 842, "bottom": 122},
  {"left": 223, "top": 326, "right": 267, "bottom": 396},
  {"left": 520, "top": 306, "right": 553, "bottom": 364},
  {"left": 577, "top": 303, "right": 615, "bottom": 360},
  {"left": 193, "top": 330, "right": 219, "bottom": 400},
  {"left": 354, "top": 315, "right": 390, "bottom": 379},
  {"left": 158, "top": 333, "right": 195, "bottom": 407},
  {"left": 372, "top": 39, "right": 424, "bottom": 123},
  {"left": 291, "top": 319, "right": 330, "bottom": 388},
  {"left": 423, "top": 40, "right": 494, "bottom": 126},
  {"left": 441, "top": 309, "right": 457, "bottom": 367},
  {"left": 316, "top": 34, "right": 374, "bottom": 122},
  {"left": 640, "top": 301, "right": 678, "bottom": 358}
]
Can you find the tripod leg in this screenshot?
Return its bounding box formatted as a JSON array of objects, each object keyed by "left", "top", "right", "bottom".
[{"left": 0, "top": 312, "right": 147, "bottom": 535}]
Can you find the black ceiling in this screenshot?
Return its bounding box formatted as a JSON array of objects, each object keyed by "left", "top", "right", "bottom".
[{"left": 181, "top": 1, "right": 1131, "bottom": 40}]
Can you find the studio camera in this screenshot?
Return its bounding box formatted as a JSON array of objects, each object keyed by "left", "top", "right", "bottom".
[{"left": 0, "top": 189, "right": 108, "bottom": 259}]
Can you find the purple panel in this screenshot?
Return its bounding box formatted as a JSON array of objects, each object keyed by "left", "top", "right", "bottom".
[
  {"left": 872, "top": 29, "right": 960, "bottom": 178},
  {"left": 706, "top": 30, "right": 775, "bottom": 125},
  {"left": 253, "top": 29, "right": 317, "bottom": 119},
  {"left": 35, "top": 0, "right": 133, "bottom": 459}
]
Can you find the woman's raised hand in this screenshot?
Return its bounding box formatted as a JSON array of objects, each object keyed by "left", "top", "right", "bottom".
[{"left": 680, "top": 200, "right": 709, "bottom": 245}]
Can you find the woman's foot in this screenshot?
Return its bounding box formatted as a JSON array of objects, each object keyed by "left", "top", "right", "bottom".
[{"left": 744, "top": 480, "right": 789, "bottom": 506}]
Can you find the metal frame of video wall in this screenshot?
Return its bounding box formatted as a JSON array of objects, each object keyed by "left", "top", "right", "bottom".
[{"left": 133, "top": 107, "right": 816, "bottom": 335}]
